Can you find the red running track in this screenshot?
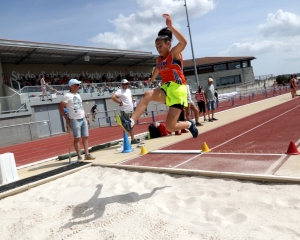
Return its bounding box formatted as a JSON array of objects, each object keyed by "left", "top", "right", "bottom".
[
  {"left": 122, "top": 97, "right": 300, "bottom": 175},
  {"left": 0, "top": 90, "right": 294, "bottom": 168}
]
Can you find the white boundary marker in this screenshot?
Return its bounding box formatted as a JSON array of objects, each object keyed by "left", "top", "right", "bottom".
[{"left": 151, "top": 150, "right": 202, "bottom": 154}]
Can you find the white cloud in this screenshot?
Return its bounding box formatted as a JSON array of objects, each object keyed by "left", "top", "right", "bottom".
[
  {"left": 219, "top": 40, "right": 284, "bottom": 56},
  {"left": 89, "top": 0, "right": 215, "bottom": 51},
  {"left": 258, "top": 10, "right": 300, "bottom": 37},
  {"left": 220, "top": 9, "right": 300, "bottom": 61}
]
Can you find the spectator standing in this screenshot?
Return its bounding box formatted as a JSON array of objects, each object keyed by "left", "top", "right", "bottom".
[
  {"left": 273, "top": 80, "right": 278, "bottom": 96},
  {"left": 215, "top": 88, "right": 219, "bottom": 106},
  {"left": 40, "top": 75, "right": 51, "bottom": 101},
  {"left": 185, "top": 85, "right": 202, "bottom": 126},
  {"left": 133, "top": 98, "right": 137, "bottom": 111},
  {"left": 294, "top": 74, "right": 298, "bottom": 95},
  {"left": 290, "top": 75, "right": 297, "bottom": 98},
  {"left": 204, "top": 78, "right": 218, "bottom": 122},
  {"left": 111, "top": 79, "right": 140, "bottom": 144},
  {"left": 58, "top": 79, "right": 95, "bottom": 162},
  {"left": 90, "top": 104, "right": 99, "bottom": 122},
  {"left": 195, "top": 85, "right": 207, "bottom": 121}
]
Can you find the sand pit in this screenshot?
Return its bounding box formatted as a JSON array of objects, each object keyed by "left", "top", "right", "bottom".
[{"left": 1, "top": 167, "right": 300, "bottom": 239}]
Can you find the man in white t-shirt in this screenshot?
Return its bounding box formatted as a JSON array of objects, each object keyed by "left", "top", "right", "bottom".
[
  {"left": 58, "top": 79, "right": 95, "bottom": 162},
  {"left": 111, "top": 79, "right": 140, "bottom": 144}
]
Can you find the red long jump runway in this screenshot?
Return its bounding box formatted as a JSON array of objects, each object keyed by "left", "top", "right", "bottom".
[{"left": 122, "top": 98, "right": 300, "bottom": 175}]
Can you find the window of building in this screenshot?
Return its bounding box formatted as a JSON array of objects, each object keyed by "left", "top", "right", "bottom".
[
  {"left": 213, "top": 64, "right": 227, "bottom": 72},
  {"left": 242, "top": 61, "right": 248, "bottom": 68},
  {"left": 216, "top": 75, "right": 241, "bottom": 86},
  {"left": 183, "top": 67, "right": 195, "bottom": 76},
  {"left": 198, "top": 65, "right": 213, "bottom": 74},
  {"left": 228, "top": 62, "right": 241, "bottom": 70},
  {"left": 235, "top": 75, "right": 241, "bottom": 83}
]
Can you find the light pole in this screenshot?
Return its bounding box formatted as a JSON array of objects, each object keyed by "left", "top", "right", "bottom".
[{"left": 183, "top": 0, "right": 199, "bottom": 86}]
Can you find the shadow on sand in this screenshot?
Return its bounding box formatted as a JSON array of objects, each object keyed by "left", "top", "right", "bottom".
[{"left": 62, "top": 184, "right": 170, "bottom": 228}]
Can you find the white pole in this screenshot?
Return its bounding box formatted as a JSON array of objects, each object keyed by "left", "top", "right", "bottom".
[{"left": 183, "top": 0, "right": 199, "bottom": 86}]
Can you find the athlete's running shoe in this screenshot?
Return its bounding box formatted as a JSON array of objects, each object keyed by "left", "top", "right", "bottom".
[
  {"left": 188, "top": 120, "right": 198, "bottom": 138},
  {"left": 131, "top": 139, "right": 140, "bottom": 144},
  {"left": 116, "top": 114, "right": 132, "bottom": 132}
]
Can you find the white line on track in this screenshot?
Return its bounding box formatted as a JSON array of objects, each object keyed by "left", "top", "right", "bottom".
[{"left": 204, "top": 152, "right": 284, "bottom": 156}]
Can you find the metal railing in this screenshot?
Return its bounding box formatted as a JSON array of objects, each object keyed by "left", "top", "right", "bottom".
[{"left": 0, "top": 120, "right": 51, "bottom": 146}]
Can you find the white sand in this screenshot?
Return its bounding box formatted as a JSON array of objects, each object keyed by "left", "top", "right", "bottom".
[{"left": 1, "top": 167, "right": 300, "bottom": 239}]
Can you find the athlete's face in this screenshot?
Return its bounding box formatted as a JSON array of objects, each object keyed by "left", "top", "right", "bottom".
[{"left": 155, "top": 39, "right": 170, "bottom": 57}]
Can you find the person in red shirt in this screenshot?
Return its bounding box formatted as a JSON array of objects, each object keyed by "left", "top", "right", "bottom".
[
  {"left": 116, "top": 14, "right": 198, "bottom": 138},
  {"left": 195, "top": 85, "right": 207, "bottom": 121}
]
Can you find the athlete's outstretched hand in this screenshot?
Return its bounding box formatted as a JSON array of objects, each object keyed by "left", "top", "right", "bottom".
[{"left": 163, "top": 14, "right": 172, "bottom": 28}]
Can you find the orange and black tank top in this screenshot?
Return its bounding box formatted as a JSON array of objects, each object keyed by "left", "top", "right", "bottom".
[{"left": 156, "top": 53, "right": 186, "bottom": 85}]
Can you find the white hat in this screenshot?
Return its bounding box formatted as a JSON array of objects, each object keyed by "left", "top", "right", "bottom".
[
  {"left": 208, "top": 78, "right": 213, "bottom": 82},
  {"left": 68, "top": 79, "right": 82, "bottom": 86},
  {"left": 121, "top": 79, "right": 129, "bottom": 84}
]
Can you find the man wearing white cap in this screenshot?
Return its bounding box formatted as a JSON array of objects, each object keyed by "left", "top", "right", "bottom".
[
  {"left": 204, "top": 77, "right": 218, "bottom": 122},
  {"left": 59, "top": 79, "right": 95, "bottom": 162},
  {"left": 111, "top": 79, "right": 140, "bottom": 144}
]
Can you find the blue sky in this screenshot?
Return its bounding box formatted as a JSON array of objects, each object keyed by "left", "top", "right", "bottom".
[{"left": 1, "top": 0, "right": 300, "bottom": 76}]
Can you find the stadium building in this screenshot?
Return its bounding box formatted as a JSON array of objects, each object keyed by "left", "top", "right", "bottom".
[{"left": 183, "top": 56, "right": 256, "bottom": 89}]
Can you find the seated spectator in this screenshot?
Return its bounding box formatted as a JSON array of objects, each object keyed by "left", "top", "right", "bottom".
[
  {"left": 98, "top": 87, "right": 104, "bottom": 96},
  {"left": 107, "top": 85, "right": 115, "bottom": 94},
  {"left": 20, "top": 78, "right": 27, "bottom": 88},
  {"left": 83, "top": 82, "right": 89, "bottom": 93},
  {"left": 139, "top": 81, "right": 144, "bottom": 89},
  {"left": 103, "top": 85, "right": 109, "bottom": 91},
  {"left": 49, "top": 86, "right": 63, "bottom": 95},
  {"left": 155, "top": 122, "right": 171, "bottom": 136},
  {"left": 148, "top": 122, "right": 171, "bottom": 139}
]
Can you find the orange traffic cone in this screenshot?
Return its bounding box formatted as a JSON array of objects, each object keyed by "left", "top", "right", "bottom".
[
  {"left": 202, "top": 142, "right": 211, "bottom": 153},
  {"left": 286, "top": 141, "right": 300, "bottom": 155}
]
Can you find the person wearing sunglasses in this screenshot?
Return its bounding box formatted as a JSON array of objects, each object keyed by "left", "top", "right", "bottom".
[
  {"left": 111, "top": 79, "right": 140, "bottom": 144},
  {"left": 59, "top": 79, "right": 95, "bottom": 162}
]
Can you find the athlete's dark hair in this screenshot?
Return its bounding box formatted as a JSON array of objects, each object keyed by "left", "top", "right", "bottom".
[{"left": 156, "top": 27, "right": 172, "bottom": 42}]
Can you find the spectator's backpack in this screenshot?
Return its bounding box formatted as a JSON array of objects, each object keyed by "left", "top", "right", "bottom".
[{"left": 148, "top": 124, "right": 161, "bottom": 139}]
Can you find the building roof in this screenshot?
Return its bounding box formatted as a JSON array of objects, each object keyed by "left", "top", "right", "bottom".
[
  {"left": 184, "top": 56, "right": 256, "bottom": 68},
  {"left": 0, "top": 38, "right": 158, "bottom": 67}
]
